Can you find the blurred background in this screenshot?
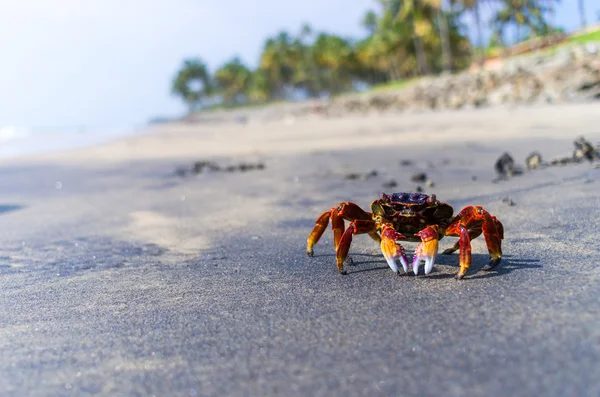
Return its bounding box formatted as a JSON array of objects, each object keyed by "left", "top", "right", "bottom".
[{"left": 0, "top": 0, "right": 597, "bottom": 157}]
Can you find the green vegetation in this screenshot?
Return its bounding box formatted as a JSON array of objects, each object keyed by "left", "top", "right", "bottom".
[
  {"left": 568, "top": 28, "right": 600, "bottom": 45},
  {"left": 172, "top": 0, "right": 590, "bottom": 111}
]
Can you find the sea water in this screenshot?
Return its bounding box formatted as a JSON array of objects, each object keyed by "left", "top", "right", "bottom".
[{"left": 0, "top": 124, "right": 144, "bottom": 159}]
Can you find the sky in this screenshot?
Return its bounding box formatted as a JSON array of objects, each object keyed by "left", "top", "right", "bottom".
[{"left": 0, "top": 0, "right": 594, "bottom": 131}]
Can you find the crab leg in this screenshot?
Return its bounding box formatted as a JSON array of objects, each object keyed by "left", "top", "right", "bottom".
[
  {"left": 335, "top": 219, "right": 378, "bottom": 274},
  {"left": 412, "top": 225, "right": 439, "bottom": 276},
  {"left": 306, "top": 209, "right": 333, "bottom": 257},
  {"left": 380, "top": 224, "right": 409, "bottom": 274},
  {"left": 441, "top": 226, "right": 482, "bottom": 255},
  {"left": 482, "top": 215, "right": 503, "bottom": 270},
  {"left": 307, "top": 202, "right": 377, "bottom": 257},
  {"left": 446, "top": 206, "right": 504, "bottom": 279},
  {"left": 456, "top": 224, "right": 472, "bottom": 279},
  {"left": 331, "top": 207, "right": 345, "bottom": 250}
]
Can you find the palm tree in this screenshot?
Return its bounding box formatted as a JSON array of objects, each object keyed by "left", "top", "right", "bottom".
[
  {"left": 172, "top": 58, "right": 213, "bottom": 111},
  {"left": 214, "top": 57, "right": 252, "bottom": 104},
  {"left": 258, "top": 32, "right": 297, "bottom": 99},
  {"left": 455, "top": 0, "right": 486, "bottom": 67},
  {"left": 437, "top": 3, "right": 453, "bottom": 71},
  {"left": 246, "top": 70, "right": 271, "bottom": 103},
  {"left": 494, "top": 0, "right": 557, "bottom": 45},
  {"left": 398, "top": 0, "right": 437, "bottom": 75},
  {"left": 578, "top": 0, "right": 587, "bottom": 28},
  {"left": 312, "top": 33, "right": 355, "bottom": 94}
]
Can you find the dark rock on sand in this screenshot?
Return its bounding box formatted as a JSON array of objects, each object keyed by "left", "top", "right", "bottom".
[
  {"left": 526, "top": 151, "right": 543, "bottom": 169},
  {"left": 502, "top": 197, "right": 516, "bottom": 206},
  {"left": 382, "top": 180, "right": 398, "bottom": 189},
  {"left": 494, "top": 152, "right": 522, "bottom": 178},
  {"left": 411, "top": 172, "right": 428, "bottom": 183},
  {"left": 573, "top": 136, "right": 599, "bottom": 162}
]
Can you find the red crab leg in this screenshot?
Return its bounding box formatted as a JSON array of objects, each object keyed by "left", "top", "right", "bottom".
[
  {"left": 307, "top": 202, "right": 377, "bottom": 257},
  {"left": 338, "top": 202, "right": 381, "bottom": 243},
  {"left": 335, "top": 219, "right": 378, "bottom": 274},
  {"left": 457, "top": 224, "right": 472, "bottom": 279},
  {"left": 412, "top": 225, "right": 439, "bottom": 275},
  {"left": 446, "top": 206, "right": 503, "bottom": 279},
  {"left": 331, "top": 207, "right": 345, "bottom": 250},
  {"left": 336, "top": 224, "right": 354, "bottom": 274},
  {"left": 441, "top": 226, "right": 482, "bottom": 255},
  {"left": 380, "top": 224, "right": 409, "bottom": 274},
  {"left": 482, "top": 215, "right": 503, "bottom": 271}
]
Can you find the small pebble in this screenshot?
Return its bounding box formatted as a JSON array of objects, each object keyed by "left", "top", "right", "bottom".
[
  {"left": 502, "top": 197, "right": 516, "bottom": 206},
  {"left": 382, "top": 180, "right": 398, "bottom": 188},
  {"left": 411, "top": 172, "right": 427, "bottom": 183},
  {"left": 525, "top": 151, "right": 543, "bottom": 169}
]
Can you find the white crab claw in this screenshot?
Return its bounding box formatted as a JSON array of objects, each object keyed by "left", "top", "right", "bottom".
[
  {"left": 424, "top": 256, "right": 436, "bottom": 275},
  {"left": 412, "top": 254, "right": 422, "bottom": 275},
  {"left": 385, "top": 257, "right": 399, "bottom": 273},
  {"left": 399, "top": 255, "right": 409, "bottom": 274}
]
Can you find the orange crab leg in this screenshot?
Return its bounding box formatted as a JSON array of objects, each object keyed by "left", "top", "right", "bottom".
[
  {"left": 331, "top": 208, "right": 345, "bottom": 250},
  {"left": 441, "top": 226, "right": 482, "bottom": 255},
  {"left": 482, "top": 215, "right": 503, "bottom": 270},
  {"left": 306, "top": 209, "right": 333, "bottom": 256},
  {"left": 336, "top": 224, "right": 354, "bottom": 274},
  {"left": 446, "top": 206, "right": 504, "bottom": 279},
  {"left": 457, "top": 224, "right": 472, "bottom": 279},
  {"left": 335, "top": 219, "right": 379, "bottom": 274},
  {"left": 307, "top": 202, "right": 378, "bottom": 258}
]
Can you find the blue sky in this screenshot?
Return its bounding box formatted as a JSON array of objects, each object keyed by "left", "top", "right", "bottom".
[{"left": 0, "top": 0, "right": 594, "bottom": 130}]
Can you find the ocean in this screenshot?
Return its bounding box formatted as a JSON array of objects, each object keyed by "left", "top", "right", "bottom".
[{"left": 0, "top": 124, "right": 145, "bottom": 159}]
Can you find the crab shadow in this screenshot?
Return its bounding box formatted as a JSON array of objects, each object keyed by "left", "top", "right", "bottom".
[{"left": 315, "top": 252, "right": 541, "bottom": 279}]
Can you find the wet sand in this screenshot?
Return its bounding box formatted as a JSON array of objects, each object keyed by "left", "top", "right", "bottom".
[{"left": 0, "top": 103, "right": 599, "bottom": 396}]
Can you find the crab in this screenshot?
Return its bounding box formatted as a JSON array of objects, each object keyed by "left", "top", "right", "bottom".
[{"left": 306, "top": 192, "right": 504, "bottom": 279}]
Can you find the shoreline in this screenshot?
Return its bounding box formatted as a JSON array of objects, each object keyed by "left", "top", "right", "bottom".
[{"left": 5, "top": 101, "right": 599, "bottom": 167}]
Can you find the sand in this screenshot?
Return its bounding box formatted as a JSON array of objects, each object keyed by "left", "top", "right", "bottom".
[{"left": 0, "top": 103, "right": 599, "bottom": 396}]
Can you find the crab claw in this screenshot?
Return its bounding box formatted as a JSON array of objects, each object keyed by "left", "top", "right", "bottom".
[
  {"left": 380, "top": 224, "right": 409, "bottom": 274},
  {"left": 412, "top": 225, "right": 439, "bottom": 276}
]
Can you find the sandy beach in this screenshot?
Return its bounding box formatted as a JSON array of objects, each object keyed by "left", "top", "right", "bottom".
[{"left": 1, "top": 103, "right": 599, "bottom": 396}]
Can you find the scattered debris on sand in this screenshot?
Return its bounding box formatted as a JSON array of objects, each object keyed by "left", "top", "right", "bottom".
[
  {"left": 382, "top": 180, "right": 398, "bottom": 189},
  {"left": 502, "top": 197, "right": 516, "bottom": 206},
  {"left": 573, "top": 136, "right": 600, "bottom": 162},
  {"left": 175, "top": 160, "right": 265, "bottom": 177},
  {"left": 494, "top": 152, "right": 523, "bottom": 179},
  {"left": 411, "top": 172, "right": 428, "bottom": 183},
  {"left": 344, "top": 169, "right": 378, "bottom": 181},
  {"left": 526, "top": 152, "right": 543, "bottom": 169}
]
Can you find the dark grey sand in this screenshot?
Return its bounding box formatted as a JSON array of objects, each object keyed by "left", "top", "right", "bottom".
[{"left": 1, "top": 104, "right": 599, "bottom": 396}]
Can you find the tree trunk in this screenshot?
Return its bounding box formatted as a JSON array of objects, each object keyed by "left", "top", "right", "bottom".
[
  {"left": 414, "top": 34, "right": 430, "bottom": 75},
  {"left": 438, "top": 11, "right": 453, "bottom": 72},
  {"left": 473, "top": 3, "right": 485, "bottom": 68},
  {"left": 578, "top": 0, "right": 587, "bottom": 29}
]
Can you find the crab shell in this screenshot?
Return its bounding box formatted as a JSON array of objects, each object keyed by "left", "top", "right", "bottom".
[{"left": 372, "top": 193, "right": 454, "bottom": 242}]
